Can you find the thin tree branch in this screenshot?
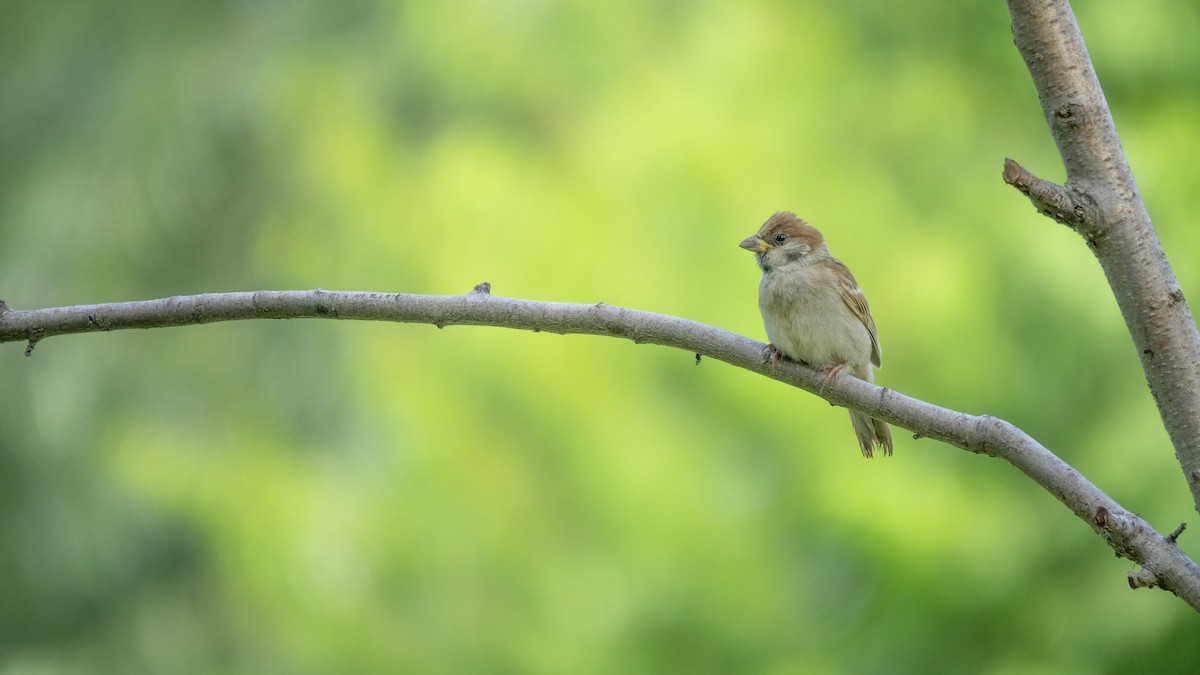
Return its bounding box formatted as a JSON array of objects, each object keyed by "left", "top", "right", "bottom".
[
  {"left": 1005, "top": 0, "right": 1200, "bottom": 514},
  {"left": 3, "top": 287, "right": 1199, "bottom": 609}
]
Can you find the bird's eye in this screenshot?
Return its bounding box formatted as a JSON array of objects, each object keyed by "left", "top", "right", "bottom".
[{"left": 774, "top": 233, "right": 787, "bottom": 243}]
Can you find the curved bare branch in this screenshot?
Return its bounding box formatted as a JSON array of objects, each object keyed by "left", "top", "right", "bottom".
[{"left": 2, "top": 287, "right": 1198, "bottom": 608}]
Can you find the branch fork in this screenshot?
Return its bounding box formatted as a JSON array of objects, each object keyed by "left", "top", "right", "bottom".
[{"left": 1002, "top": 158, "right": 1098, "bottom": 239}]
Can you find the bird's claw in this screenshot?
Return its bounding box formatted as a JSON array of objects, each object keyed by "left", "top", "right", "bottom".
[
  {"left": 762, "top": 343, "right": 782, "bottom": 365},
  {"left": 818, "top": 363, "right": 847, "bottom": 387}
]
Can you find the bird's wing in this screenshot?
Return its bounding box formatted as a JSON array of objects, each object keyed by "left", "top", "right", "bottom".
[{"left": 834, "top": 260, "right": 882, "bottom": 368}]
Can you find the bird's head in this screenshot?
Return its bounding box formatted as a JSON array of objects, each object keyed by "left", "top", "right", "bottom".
[{"left": 738, "top": 211, "right": 827, "bottom": 272}]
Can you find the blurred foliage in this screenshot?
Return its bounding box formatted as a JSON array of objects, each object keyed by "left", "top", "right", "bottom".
[{"left": 2, "top": 0, "right": 1200, "bottom": 672}]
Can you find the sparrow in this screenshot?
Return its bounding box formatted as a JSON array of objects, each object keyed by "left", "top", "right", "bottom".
[{"left": 739, "top": 211, "right": 893, "bottom": 457}]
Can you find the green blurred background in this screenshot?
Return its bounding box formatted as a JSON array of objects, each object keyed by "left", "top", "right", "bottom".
[{"left": 2, "top": 1, "right": 1199, "bottom": 672}]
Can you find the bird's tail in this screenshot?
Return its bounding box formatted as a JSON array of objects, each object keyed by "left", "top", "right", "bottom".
[
  {"left": 850, "top": 410, "right": 893, "bottom": 458},
  {"left": 849, "top": 365, "right": 893, "bottom": 458}
]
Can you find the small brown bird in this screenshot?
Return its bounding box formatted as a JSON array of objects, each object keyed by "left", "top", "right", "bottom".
[{"left": 739, "top": 211, "right": 893, "bottom": 457}]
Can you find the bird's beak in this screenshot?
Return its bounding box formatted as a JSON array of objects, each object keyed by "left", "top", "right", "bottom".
[{"left": 739, "top": 235, "right": 770, "bottom": 253}]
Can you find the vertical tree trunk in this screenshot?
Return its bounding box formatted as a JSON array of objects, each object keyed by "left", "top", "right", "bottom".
[{"left": 1005, "top": 0, "right": 1200, "bottom": 514}]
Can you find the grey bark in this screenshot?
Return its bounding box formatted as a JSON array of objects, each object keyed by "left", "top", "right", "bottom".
[{"left": 1004, "top": 0, "right": 1200, "bottom": 514}]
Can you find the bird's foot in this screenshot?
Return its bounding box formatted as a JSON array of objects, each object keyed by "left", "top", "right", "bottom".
[
  {"left": 818, "top": 362, "right": 847, "bottom": 387},
  {"left": 762, "top": 343, "right": 782, "bottom": 365}
]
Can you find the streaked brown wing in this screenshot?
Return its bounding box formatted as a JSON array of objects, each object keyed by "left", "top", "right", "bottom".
[{"left": 834, "top": 259, "right": 882, "bottom": 368}]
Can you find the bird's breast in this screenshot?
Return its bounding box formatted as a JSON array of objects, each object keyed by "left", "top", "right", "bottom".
[{"left": 757, "top": 267, "right": 871, "bottom": 368}]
